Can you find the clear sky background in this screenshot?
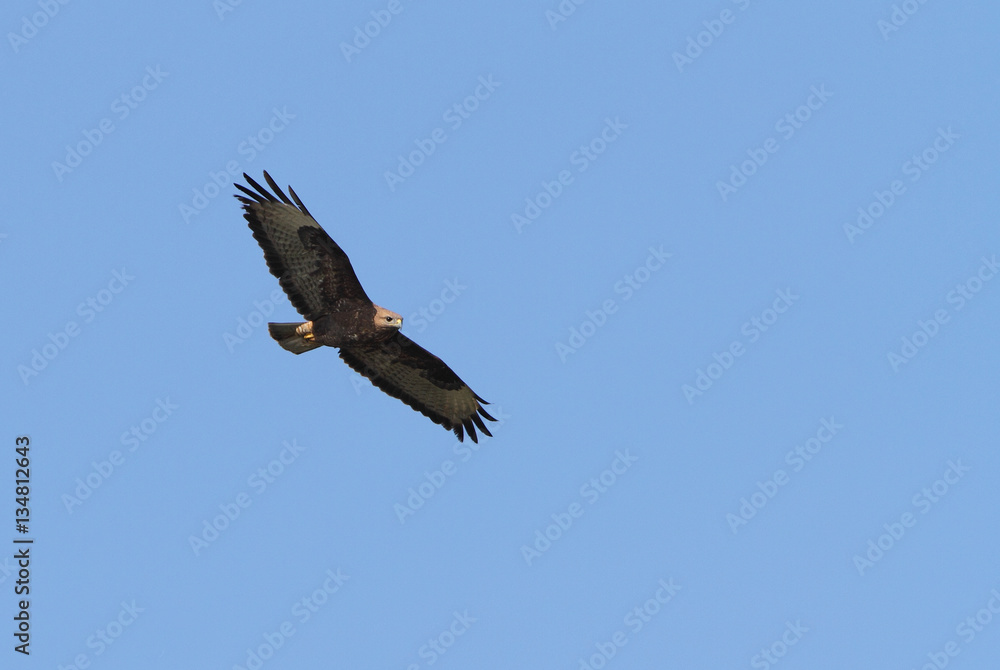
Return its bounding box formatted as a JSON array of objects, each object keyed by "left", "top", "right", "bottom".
[{"left": 5, "top": 1, "right": 1000, "bottom": 668}]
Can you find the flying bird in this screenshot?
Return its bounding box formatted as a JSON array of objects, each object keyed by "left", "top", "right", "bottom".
[{"left": 234, "top": 171, "right": 496, "bottom": 443}]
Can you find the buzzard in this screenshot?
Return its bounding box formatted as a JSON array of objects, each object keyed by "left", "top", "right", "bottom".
[{"left": 234, "top": 172, "right": 496, "bottom": 443}]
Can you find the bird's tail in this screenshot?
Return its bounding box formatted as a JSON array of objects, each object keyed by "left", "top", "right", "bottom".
[{"left": 268, "top": 322, "right": 323, "bottom": 355}]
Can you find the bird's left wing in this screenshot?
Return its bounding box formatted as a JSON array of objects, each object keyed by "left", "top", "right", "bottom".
[
  {"left": 235, "top": 171, "right": 372, "bottom": 320},
  {"left": 339, "top": 332, "right": 496, "bottom": 443}
]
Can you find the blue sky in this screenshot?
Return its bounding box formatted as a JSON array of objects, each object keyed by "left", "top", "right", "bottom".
[{"left": 5, "top": 1, "right": 1000, "bottom": 668}]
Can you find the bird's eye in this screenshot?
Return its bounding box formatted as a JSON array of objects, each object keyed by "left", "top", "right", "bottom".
[{"left": 386, "top": 316, "right": 392, "bottom": 322}]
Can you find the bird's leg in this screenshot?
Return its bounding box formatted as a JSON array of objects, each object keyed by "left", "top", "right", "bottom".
[{"left": 295, "top": 321, "right": 315, "bottom": 341}]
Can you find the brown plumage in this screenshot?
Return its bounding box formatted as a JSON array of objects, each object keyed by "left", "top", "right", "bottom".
[{"left": 234, "top": 171, "right": 495, "bottom": 443}]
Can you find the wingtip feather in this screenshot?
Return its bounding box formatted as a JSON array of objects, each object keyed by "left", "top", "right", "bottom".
[
  {"left": 263, "top": 171, "right": 295, "bottom": 206},
  {"left": 472, "top": 413, "right": 492, "bottom": 438},
  {"left": 462, "top": 418, "right": 479, "bottom": 444}
]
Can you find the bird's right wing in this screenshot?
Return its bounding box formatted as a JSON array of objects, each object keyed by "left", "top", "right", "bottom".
[{"left": 339, "top": 332, "right": 496, "bottom": 443}]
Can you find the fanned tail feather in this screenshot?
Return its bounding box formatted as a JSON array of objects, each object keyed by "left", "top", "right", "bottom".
[{"left": 268, "top": 322, "right": 322, "bottom": 355}]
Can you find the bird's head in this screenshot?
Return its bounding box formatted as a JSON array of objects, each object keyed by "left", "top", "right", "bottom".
[{"left": 373, "top": 305, "right": 403, "bottom": 331}]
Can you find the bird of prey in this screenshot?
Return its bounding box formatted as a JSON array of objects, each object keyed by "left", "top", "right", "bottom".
[{"left": 234, "top": 172, "right": 495, "bottom": 443}]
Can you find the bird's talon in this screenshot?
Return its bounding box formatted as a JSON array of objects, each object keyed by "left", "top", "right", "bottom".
[{"left": 296, "top": 321, "right": 315, "bottom": 340}]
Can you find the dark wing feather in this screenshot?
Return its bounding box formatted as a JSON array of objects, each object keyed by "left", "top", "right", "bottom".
[
  {"left": 234, "top": 172, "right": 372, "bottom": 319},
  {"left": 339, "top": 332, "right": 496, "bottom": 443}
]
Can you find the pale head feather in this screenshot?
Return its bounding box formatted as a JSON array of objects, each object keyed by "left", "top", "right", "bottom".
[{"left": 373, "top": 305, "right": 403, "bottom": 330}]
